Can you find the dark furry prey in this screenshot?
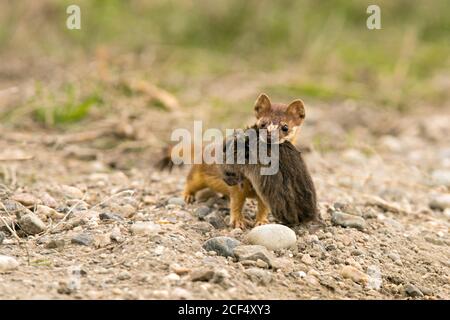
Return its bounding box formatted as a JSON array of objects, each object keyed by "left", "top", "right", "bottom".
[{"left": 221, "top": 130, "right": 319, "bottom": 226}]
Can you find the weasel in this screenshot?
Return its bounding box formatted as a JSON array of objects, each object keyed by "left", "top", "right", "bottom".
[
  {"left": 220, "top": 129, "right": 319, "bottom": 226},
  {"left": 156, "top": 93, "right": 306, "bottom": 228}
]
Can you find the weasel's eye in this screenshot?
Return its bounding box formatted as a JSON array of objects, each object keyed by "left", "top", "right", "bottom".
[
  {"left": 260, "top": 122, "right": 267, "bottom": 129},
  {"left": 282, "top": 124, "right": 289, "bottom": 132}
]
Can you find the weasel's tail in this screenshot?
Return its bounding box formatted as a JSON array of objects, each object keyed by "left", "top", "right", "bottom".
[
  {"left": 155, "top": 145, "right": 178, "bottom": 171},
  {"left": 154, "top": 143, "right": 198, "bottom": 171}
]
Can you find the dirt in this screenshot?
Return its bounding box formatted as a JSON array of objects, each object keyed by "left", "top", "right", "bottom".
[{"left": 0, "top": 95, "right": 449, "bottom": 300}]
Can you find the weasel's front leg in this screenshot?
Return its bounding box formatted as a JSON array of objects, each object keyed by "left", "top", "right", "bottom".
[
  {"left": 229, "top": 186, "right": 249, "bottom": 229},
  {"left": 255, "top": 196, "right": 269, "bottom": 226}
]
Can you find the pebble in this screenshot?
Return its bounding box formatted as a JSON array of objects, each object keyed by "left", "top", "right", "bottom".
[
  {"left": 19, "top": 213, "right": 46, "bottom": 235},
  {"left": 431, "top": 170, "right": 450, "bottom": 187},
  {"left": 340, "top": 265, "right": 369, "bottom": 285},
  {"left": 233, "top": 245, "right": 276, "bottom": 268},
  {"left": 331, "top": 211, "right": 366, "bottom": 230},
  {"left": 366, "top": 265, "right": 382, "bottom": 290},
  {"left": 244, "top": 268, "right": 272, "bottom": 286},
  {"left": 110, "top": 227, "right": 124, "bottom": 243},
  {"left": 71, "top": 233, "right": 94, "bottom": 246},
  {"left": 165, "top": 273, "right": 181, "bottom": 282},
  {"left": 424, "top": 235, "right": 445, "bottom": 246},
  {"left": 171, "top": 287, "right": 192, "bottom": 300},
  {"left": 117, "top": 271, "right": 131, "bottom": 280},
  {"left": 293, "top": 271, "right": 307, "bottom": 278},
  {"left": 0, "top": 231, "right": 5, "bottom": 244},
  {"left": 167, "top": 197, "right": 185, "bottom": 206},
  {"left": 170, "top": 263, "right": 191, "bottom": 275},
  {"left": 45, "top": 239, "right": 65, "bottom": 249},
  {"left": 190, "top": 268, "right": 215, "bottom": 282},
  {"left": 203, "top": 237, "right": 240, "bottom": 257},
  {"left": 429, "top": 194, "right": 450, "bottom": 211},
  {"left": 94, "top": 234, "right": 112, "bottom": 248},
  {"left": 205, "top": 212, "right": 227, "bottom": 229},
  {"left": 61, "top": 185, "right": 84, "bottom": 199},
  {"left": 130, "top": 222, "right": 161, "bottom": 235},
  {"left": 301, "top": 254, "right": 314, "bottom": 265},
  {"left": 246, "top": 224, "right": 297, "bottom": 250},
  {"left": 256, "top": 259, "right": 269, "bottom": 269},
  {"left": 404, "top": 283, "right": 424, "bottom": 297},
  {"left": 99, "top": 212, "right": 123, "bottom": 221},
  {"left": 194, "top": 206, "right": 211, "bottom": 220},
  {"left": 41, "top": 193, "right": 58, "bottom": 208},
  {"left": 11, "top": 193, "right": 40, "bottom": 207},
  {"left": 0, "top": 255, "right": 19, "bottom": 272},
  {"left": 36, "top": 205, "right": 64, "bottom": 220},
  {"left": 387, "top": 253, "right": 402, "bottom": 265}
]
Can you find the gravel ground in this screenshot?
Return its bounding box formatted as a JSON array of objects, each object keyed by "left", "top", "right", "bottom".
[{"left": 0, "top": 103, "right": 449, "bottom": 300}]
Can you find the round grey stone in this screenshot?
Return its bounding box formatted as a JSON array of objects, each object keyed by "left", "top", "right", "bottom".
[{"left": 203, "top": 237, "right": 240, "bottom": 257}]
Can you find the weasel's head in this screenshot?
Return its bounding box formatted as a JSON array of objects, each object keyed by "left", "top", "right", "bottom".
[{"left": 253, "top": 93, "right": 305, "bottom": 144}]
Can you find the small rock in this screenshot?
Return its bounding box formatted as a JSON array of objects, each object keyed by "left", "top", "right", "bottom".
[
  {"left": 424, "top": 235, "right": 445, "bottom": 246},
  {"left": 11, "top": 193, "right": 40, "bottom": 207},
  {"left": 340, "top": 265, "right": 368, "bottom": 285},
  {"left": 194, "top": 206, "right": 211, "bottom": 220},
  {"left": 99, "top": 212, "right": 123, "bottom": 221},
  {"left": 40, "top": 193, "right": 58, "bottom": 208},
  {"left": 61, "top": 185, "right": 84, "bottom": 199},
  {"left": 367, "top": 265, "right": 382, "bottom": 290},
  {"left": 142, "top": 195, "right": 156, "bottom": 205},
  {"left": 94, "top": 234, "right": 111, "bottom": 248},
  {"left": 233, "top": 245, "right": 276, "bottom": 268},
  {"left": 205, "top": 212, "right": 226, "bottom": 229},
  {"left": 244, "top": 268, "right": 272, "bottom": 286},
  {"left": 0, "top": 255, "right": 19, "bottom": 271},
  {"left": 19, "top": 213, "right": 46, "bottom": 235},
  {"left": 431, "top": 170, "right": 450, "bottom": 187},
  {"left": 256, "top": 259, "right": 269, "bottom": 269},
  {"left": 203, "top": 237, "right": 240, "bottom": 257},
  {"left": 429, "top": 194, "right": 450, "bottom": 211},
  {"left": 293, "top": 271, "right": 307, "bottom": 278},
  {"left": 45, "top": 239, "right": 65, "bottom": 249},
  {"left": 342, "top": 149, "right": 366, "bottom": 164},
  {"left": 130, "top": 222, "right": 161, "bottom": 235},
  {"left": 387, "top": 253, "right": 402, "bottom": 265},
  {"left": 246, "top": 224, "right": 297, "bottom": 250},
  {"left": 71, "top": 233, "right": 94, "bottom": 246},
  {"left": 170, "top": 263, "right": 191, "bottom": 275},
  {"left": 190, "top": 268, "right": 215, "bottom": 282},
  {"left": 332, "top": 211, "right": 366, "bottom": 230},
  {"left": 165, "top": 273, "right": 181, "bottom": 282},
  {"left": 195, "top": 189, "right": 217, "bottom": 202},
  {"left": 301, "top": 254, "right": 314, "bottom": 265},
  {"left": 110, "top": 227, "right": 124, "bottom": 243},
  {"left": 404, "top": 283, "right": 424, "bottom": 297},
  {"left": 171, "top": 287, "right": 192, "bottom": 300},
  {"left": 0, "top": 231, "right": 5, "bottom": 244},
  {"left": 117, "top": 271, "right": 131, "bottom": 280},
  {"left": 167, "top": 197, "right": 185, "bottom": 206},
  {"left": 36, "top": 205, "right": 64, "bottom": 220}
]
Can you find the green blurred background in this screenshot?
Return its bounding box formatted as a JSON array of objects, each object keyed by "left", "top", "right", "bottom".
[{"left": 0, "top": 0, "right": 448, "bottom": 129}]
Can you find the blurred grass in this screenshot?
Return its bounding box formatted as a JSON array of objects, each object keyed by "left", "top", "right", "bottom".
[{"left": 0, "top": 0, "right": 449, "bottom": 127}]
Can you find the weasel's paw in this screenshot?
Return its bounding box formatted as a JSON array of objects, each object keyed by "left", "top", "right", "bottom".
[
  {"left": 254, "top": 218, "right": 269, "bottom": 227},
  {"left": 230, "top": 217, "right": 250, "bottom": 229},
  {"left": 183, "top": 193, "right": 195, "bottom": 204}
]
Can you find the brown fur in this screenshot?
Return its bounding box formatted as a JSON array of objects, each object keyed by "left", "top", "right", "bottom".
[
  {"left": 155, "top": 93, "right": 306, "bottom": 229},
  {"left": 221, "top": 130, "right": 319, "bottom": 226}
]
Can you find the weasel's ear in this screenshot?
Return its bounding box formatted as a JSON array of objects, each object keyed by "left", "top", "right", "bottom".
[
  {"left": 254, "top": 93, "right": 271, "bottom": 119},
  {"left": 286, "top": 99, "right": 305, "bottom": 125}
]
